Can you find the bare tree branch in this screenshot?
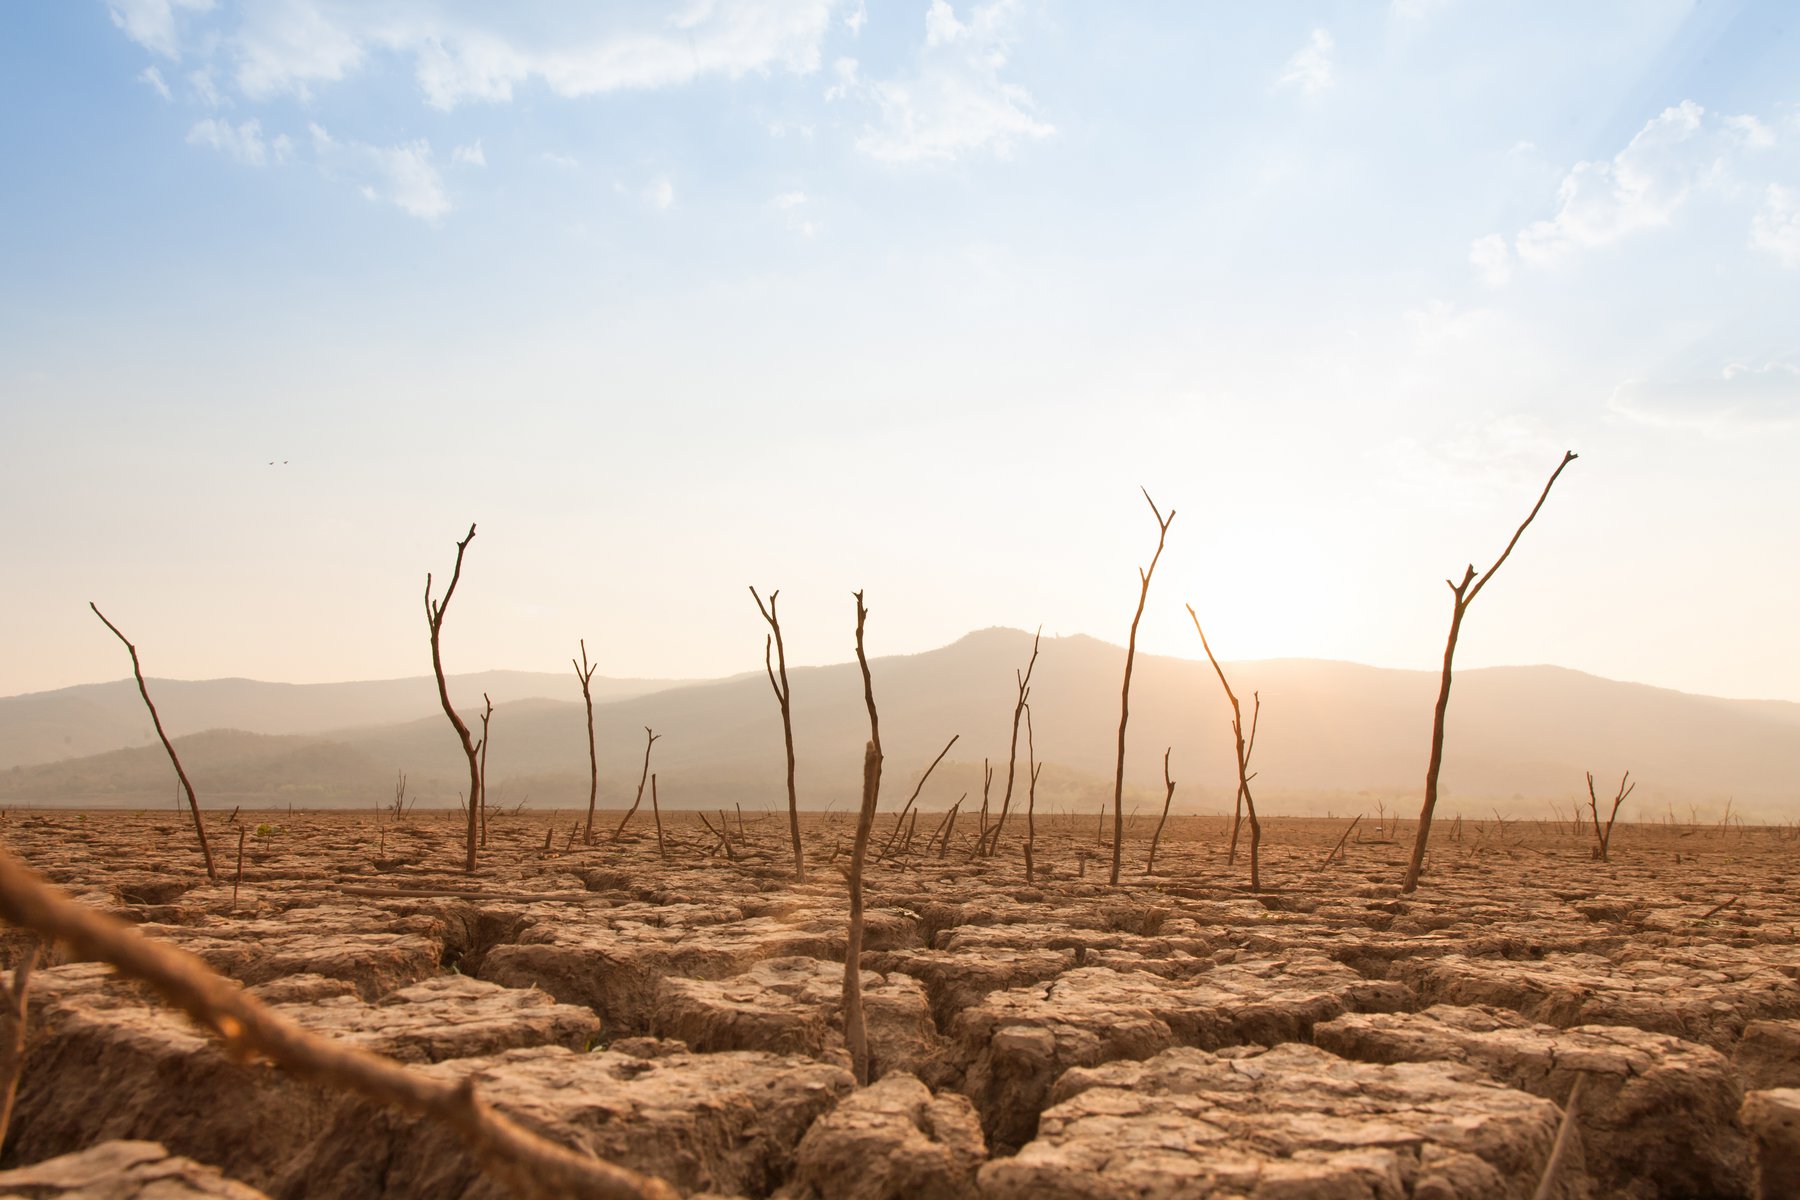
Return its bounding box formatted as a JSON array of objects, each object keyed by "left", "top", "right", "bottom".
[
  {"left": 1404, "top": 452, "right": 1576, "bottom": 893},
  {"left": 844, "top": 591, "right": 883, "bottom": 1085},
  {"left": 424, "top": 523, "right": 482, "bottom": 872},
  {"left": 750, "top": 587, "right": 805, "bottom": 883},
  {"left": 1187, "top": 605, "right": 1263, "bottom": 891},
  {"left": 983, "top": 627, "right": 1041, "bottom": 857},
  {"left": 1112, "top": 490, "right": 1174, "bottom": 885},
  {"left": 89, "top": 604, "right": 216, "bottom": 881},
  {"left": 612, "top": 729, "right": 661, "bottom": 840},
  {"left": 574, "top": 639, "right": 600, "bottom": 846},
  {"left": 0, "top": 848, "right": 678, "bottom": 1200}
]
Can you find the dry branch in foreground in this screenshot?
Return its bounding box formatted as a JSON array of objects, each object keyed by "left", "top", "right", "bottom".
[
  {"left": 844, "top": 590, "right": 883, "bottom": 1085},
  {"left": 0, "top": 941, "right": 35, "bottom": 1151},
  {"left": 0, "top": 846, "right": 678, "bottom": 1200}
]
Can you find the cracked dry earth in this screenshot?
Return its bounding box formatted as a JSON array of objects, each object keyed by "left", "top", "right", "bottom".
[{"left": 2, "top": 810, "right": 1798, "bottom": 1199}]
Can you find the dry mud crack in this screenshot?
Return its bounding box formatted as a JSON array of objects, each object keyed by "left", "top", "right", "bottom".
[{"left": 2, "top": 810, "right": 1797, "bottom": 1198}]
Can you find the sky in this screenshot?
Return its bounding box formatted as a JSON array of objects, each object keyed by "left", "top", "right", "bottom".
[{"left": 2, "top": 0, "right": 1798, "bottom": 702}]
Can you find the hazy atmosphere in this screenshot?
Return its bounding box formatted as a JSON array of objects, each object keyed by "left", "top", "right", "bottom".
[
  {"left": 6, "top": 8, "right": 1800, "bottom": 1198},
  {"left": 4, "top": 0, "right": 1798, "bottom": 707}
]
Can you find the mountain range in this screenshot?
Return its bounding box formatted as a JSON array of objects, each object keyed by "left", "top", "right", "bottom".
[{"left": 3, "top": 629, "right": 1795, "bottom": 819}]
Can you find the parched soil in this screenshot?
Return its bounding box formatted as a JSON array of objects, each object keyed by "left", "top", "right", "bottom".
[{"left": 2, "top": 807, "right": 1798, "bottom": 1198}]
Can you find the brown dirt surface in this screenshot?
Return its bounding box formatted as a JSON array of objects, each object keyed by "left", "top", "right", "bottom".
[{"left": 1, "top": 807, "right": 1796, "bottom": 1197}]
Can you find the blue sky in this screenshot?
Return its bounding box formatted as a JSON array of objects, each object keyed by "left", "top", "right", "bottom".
[{"left": 3, "top": 1, "right": 1798, "bottom": 701}]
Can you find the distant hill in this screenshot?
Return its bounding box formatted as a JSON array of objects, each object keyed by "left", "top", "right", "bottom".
[
  {"left": 2, "top": 629, "right": 1795, "bottom": 818},
  {"left": 0, "top": 670, "right": 689, "bottom": 769}
]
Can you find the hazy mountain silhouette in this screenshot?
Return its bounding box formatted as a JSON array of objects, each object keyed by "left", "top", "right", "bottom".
[
  {"left": 0, "top": 671, "right": 688, "bottom": 769},
  {"left": 3, "top": 629, "right": 1795, "bottom": 818}
]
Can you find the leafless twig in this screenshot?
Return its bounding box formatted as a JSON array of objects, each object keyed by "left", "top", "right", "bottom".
[
  {"left": 0, "top": 849, "right": 676, "bottom": 1200},
  {"left": 89, "top": 605, "right": 216, "bottom": 880},
  {"left": 1404, "top": 452, "right": 1576, "bottom": 893},
  {"left": 844, "top": 591, "right": 883, "bottom": 1085},
  {"left": 424, "top": 524, "right": 482, "bottom": 872},
  {"left": 1113, "top": 489, "right": 1174, "bottom": 885}
]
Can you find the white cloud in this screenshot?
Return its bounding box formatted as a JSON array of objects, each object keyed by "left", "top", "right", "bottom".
[
  {"left": 924, "top": 0, "right": 967, "bottom": 47},
  {"left": 188, "top": 68, "right": 223, "bottom": 107},
  {"left": 642, "top": 175, "right": 675, "bottom": 212},
  {"left": 1468, "top": 233, "right": 1513, "bottom": 287},
  {"left": 1483, "top": 99, "right": 1800, "bottom": 282},
  {"left": 108, "top": 0, "right": 212, "bottom": 59},
  {"left": 1381, "top": 412, "right": 1567, "bottom": 508},
  {"left": 854, "top": 0, "right": 1053, "bottom": 165},
  {"left": 1391, "top": 0, "right": 1452, "bottom": 18},
  {"left": 1610, "top": 362, "right": 1800, "bottom": 434},
  {"left": 310, "top": 123, "right": 450, "bottom": 222},
  {"left": 540, "top": 151, "right": 579, "bottom": 169},
  {"left": 1515, "top": 101, "right": 1705, "bottom": 266},
  {"left": 186, "top": 117, "right": 275, "bottom": 166},
  {"left": 1725, "top": 113, "right": 1776, "bottom": 151},
  {"left": 137, "top": 66, "right": 173, "bottom": 100},
  {"left": 230, "top": 0, "right": 366, "bottom": 100},
  {"left": 451, "top": 139, "right": 486, "bottom": 168},
  {"left": 844, "top": 0, "right": 867, "bottom": 36},
  {"left": 1751, "top": 184, "right": 1800, "bottom": 266},
  {"left": 772, "top": 190, "right": 817, "bottom": 236},
  {"left": 413, "top": 3, "right": 837, "bottom": 109},
  {"left": 1276, "top": 28, "right": 1334, "bottom": 96},
  {"left": 824, "top": 56, "right": 857, "bottom": 102},
  {"left": 108, "top": 3, "right": 839, "bottom": 109}
]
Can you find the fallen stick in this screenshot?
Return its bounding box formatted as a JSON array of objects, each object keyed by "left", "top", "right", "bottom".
[
  {"left": 1316, "top": 814, "right": 1363, "bottom": 872},
  {"left": 0, "top": 847, "right": 677, "bottom": 1200},
  {"left": 336, "top": 885, "right": 597, "bottom": 903},
  {"left": 1700, "top": 895, "right": 1741, "bottom": 920},
  {"left": 1531, "top": 1072, "right": 1587, "bottom": 1200}
]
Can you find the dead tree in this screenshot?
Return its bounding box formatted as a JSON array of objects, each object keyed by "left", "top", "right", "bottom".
[
  {"left": 977, "top": 759, "right": 993, "bottom": 847},
  {"left": 879, "top": 734, "right": 958, "bottom": 863},
  {"left": 1112, "top": 489, "right": 1174, "bottom": 885},
  {"left": 612, "top": 728, "right": 660, "bottom": 840},
  {"left": 478, "top": 694, "right": 493, "bottom": 850},
  {"left": 89, "top": 605, "right": 217, "bottom": 881},
  {"left": 1586, "top": 770, "right": 1635, "bottom": 862},
  {"left": 1146, "top": 749, "right": 1176, "bottom": 873},
  {"left": 1024, "top": 704, "right": 1042, "bottom": 883},
  {"left": 1402, "top": 451, "right": 1577, "bottom": 893},
  {"left": 424, "top": 524, "right": 483, "bottom": 873},
  {"left": 981, "top": 628, "right": 1041, "bottom": 857},
  {"left": 844, "top": 591, "right": 883, "bottom": 1085},
  {"left": 751, "top": 588, "right": 806, "bottom": 883},
  {"left": 0, "top": 846, "right": 679, "bottom": 1200},
  {"left": 1187, "top": 606, "right": 1263, "bottom": 891},
  {"left": 928, "top": 798, "right": 963, "bottom": 858},
  {"left": 574, "top": 640, "right": 600, "bottom": 846},
  {"left": 650, "top": 775, "right": 666, "bottom": 861}
]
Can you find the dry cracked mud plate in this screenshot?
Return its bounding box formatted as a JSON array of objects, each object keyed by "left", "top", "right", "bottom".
[{"left": 981, "top": 1042, "right": 1577, "bottom": 1200}]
